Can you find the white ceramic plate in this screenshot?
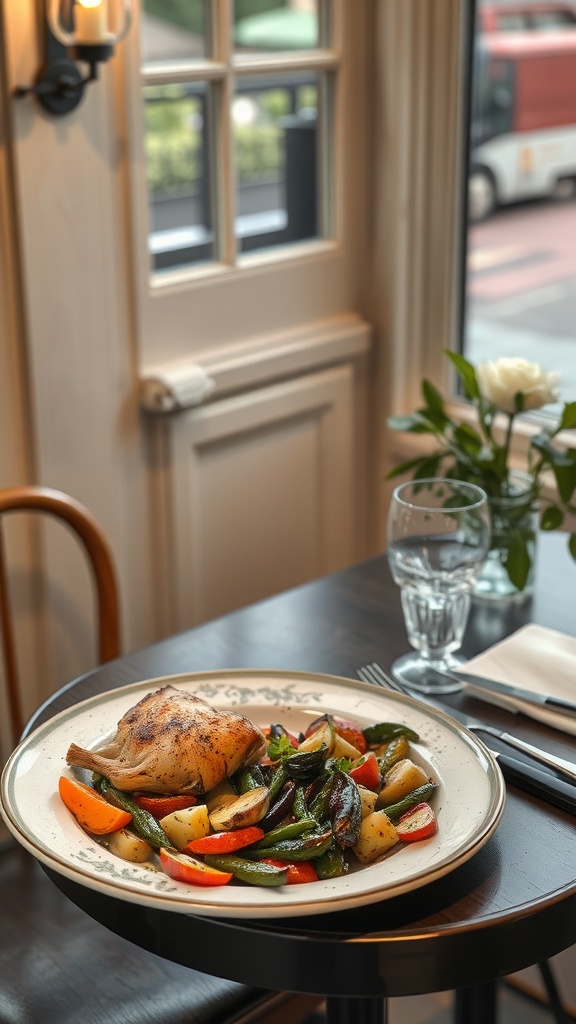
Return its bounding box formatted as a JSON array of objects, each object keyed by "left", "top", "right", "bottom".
[{"left": 0, "top": 669, "right": 505, "bottom": 918}]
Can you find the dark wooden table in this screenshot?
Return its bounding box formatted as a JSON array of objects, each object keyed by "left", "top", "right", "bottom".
[{"left": 27, "top": 533, "right": 576, "bottom": 1024}]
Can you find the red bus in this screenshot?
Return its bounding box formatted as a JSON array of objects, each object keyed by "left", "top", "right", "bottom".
[{"left": 469, "top": 26, "right": 576, "bottom": 220}]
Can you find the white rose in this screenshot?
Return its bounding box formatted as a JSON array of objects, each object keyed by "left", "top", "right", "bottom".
[{"left": 476, "top": 358, "right": 559, "bottom": 414}]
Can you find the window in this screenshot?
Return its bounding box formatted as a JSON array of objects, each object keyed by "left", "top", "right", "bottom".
[
  {"left": 127, "top": 0, "right": 366, "bottom": 370},
  {"left": 462, "top": 0, "right": 576, "bottom": 410},
  {"left": 139, "top": 0, "right": 333, "bottom": 275}
]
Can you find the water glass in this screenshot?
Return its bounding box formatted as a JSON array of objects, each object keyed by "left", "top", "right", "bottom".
[{"left": 387, "top": 478, "right": 491, "bottom": 694}]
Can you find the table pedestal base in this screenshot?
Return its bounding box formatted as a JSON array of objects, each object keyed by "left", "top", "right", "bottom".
[
  {"left": 455, "top": 982, "right": 496, "bottom": 1024},
  {"left": 325, "top": 996, "right": 387, "bottom": 1024}
]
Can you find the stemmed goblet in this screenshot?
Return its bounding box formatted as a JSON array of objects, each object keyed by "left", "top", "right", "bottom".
[{"left": 387, "top": 478, "right": 491, "bottom": 694}]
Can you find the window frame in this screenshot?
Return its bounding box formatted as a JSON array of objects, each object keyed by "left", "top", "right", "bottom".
[
  {"left": 123, "top": 0, "right": 373, "bottom": 371},
  {"left": 379, "top": 0, "right": 576, "bottom": 528}
]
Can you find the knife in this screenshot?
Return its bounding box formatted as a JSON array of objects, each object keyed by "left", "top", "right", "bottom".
[
  {"left": 408, "top": 693, "right": 576, "bottom": 813},
  {"left": 436, "top": 668, "right": 576, "bottom": 719},
  {"left": 358, "top": 665, "right": 576, "bottom": 814}
]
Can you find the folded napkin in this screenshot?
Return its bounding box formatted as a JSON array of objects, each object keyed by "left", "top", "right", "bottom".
[{"left": 463, "top": 624, "right": 576, "bottom": 736}]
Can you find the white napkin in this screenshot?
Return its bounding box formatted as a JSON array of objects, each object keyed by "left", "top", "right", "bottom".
[{"left": 462, "top": 624, "right": 576, "bottom": 736}]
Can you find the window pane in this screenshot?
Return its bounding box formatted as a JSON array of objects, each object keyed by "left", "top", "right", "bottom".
[
  {"left": 463, "top": 3, "right": 576, "bottom": 405},
  {"left": 233, "top": 73, "right": 321, "bottom": 254},
  {"left": 144, "top": 84, "right": 216, "bottom": 272},
  {"left": 530, "top": 11, "right": 576, "bottom": 29},
  {"left": 234, "top": 0, "right": 320, "bottom": 53},
  {"left": 141, "top": 0, "right": 209, "bottom": 64}
]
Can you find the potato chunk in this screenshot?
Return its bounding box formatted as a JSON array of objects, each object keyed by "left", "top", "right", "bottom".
[
  {"left": 357, "top": 784, "right": 378, "bottom": 819},
  {"left": 107, "top": 828, "right": 153, "bottom": 863},
  {"left": 377, "top": 759, "right": 429, "bottom": 809},
  {"left": 353, "top": 810, "right": 399, "bottom": 864},
  {"left": 159, "top": 804, "right": 210, "bottom": 851}
]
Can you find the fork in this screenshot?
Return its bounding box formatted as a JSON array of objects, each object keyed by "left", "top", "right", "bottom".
[{"left": 358, "top": 662, "right": 576, "bottom": 784}]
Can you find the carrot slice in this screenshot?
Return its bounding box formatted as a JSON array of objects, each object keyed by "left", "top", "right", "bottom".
[{"left": 59, "top": 776, "right": 132, "bottom": 835}]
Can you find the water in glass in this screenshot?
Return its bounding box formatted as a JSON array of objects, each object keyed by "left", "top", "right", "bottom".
[{"left": 387, "top": 480, "right": 490, "bottom": 694}]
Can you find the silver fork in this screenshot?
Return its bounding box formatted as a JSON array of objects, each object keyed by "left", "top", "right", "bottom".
[{"left": 358, "top": 662, "right": 576, "bottom": 784}]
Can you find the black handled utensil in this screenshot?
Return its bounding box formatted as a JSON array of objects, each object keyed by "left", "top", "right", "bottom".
[
  {"left": 357, "top": 663, "right": 576, "bottom": 815},
  {"left": 435, "top": 668, "right": 576, "bottom": 718}
]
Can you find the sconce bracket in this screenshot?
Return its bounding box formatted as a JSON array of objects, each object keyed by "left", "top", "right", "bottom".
[
  {"left": 15, "top": 5, "right": 129, "bottom": 117},
  {"left": 74, "top": 42, "right": 114, "bottom": 63},
  {"left": 31, "top": 57, "right": 85, "bottom": 115}
]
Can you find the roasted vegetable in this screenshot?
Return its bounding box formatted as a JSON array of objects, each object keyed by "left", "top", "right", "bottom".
[
  {"left": 186, "top": 826, "right": 265, "bottom": 855},
  {"left": 356, "top": 783, "right": 378, "bottom": 819},
  {"left": 209, "top": 786, "right": 269, "bottom": 831},
  {"left": 396, "top": 802, "right": 437, "bottom": 842},
  {"left": 205, "top": 778, "right": 236, "bottom": 811},
  {"left": 305, "top": 714, "right": 367, "bottom": 754},
  {"left": 362, "top": 721, "right": 419, "bottom": 746},
  {"left": 95, "top": 777, "right": 174, "bottom": 849},
  {"left": 284, "top": 747, "right": 328, "bottom": 780},
  {"left": 251, "top": 817, "right": 317, "bottom": 849},
  {"left": 246, "top": 829, "right": 333, "bottom": 862},
  {"left": 107, "top": 828, "right": 154, "bottom": 863},
  {"left": 133, "top": 794, "right": 198, "bottom": 818},
  {"left": 352, "top": 810, "right": 400, "bottom": 864},
  {"left": 159, "top": 804, "right": 210, "bottom": 851},
  {"left": 308, "top": 773, "right": 335, "bottom": 823},
  {"left": 232, "top": 765, "right": 267, "bottom": 794},
  {"left": 59, "top": 776, "right": 132, "bottom": 836},
  {"left": 328, "top": 770, "right": 362, "bottom": 848},
  {"left": 315, "top": 844, "right": 348, "bottom": 879},
  {"left": 261, "top": 858, "right": 319, "bottom": 884},
  {"left": 376, "top": 734, "right": 410, "bottom": 774},
  {"left": 379, "top": 782, "right": 437, "bottom": 822},
  {"left": 298, "top": 719, "right": 336, "bottom": 755},
  {"left": 204, "top": 853, "right": 288, "bottom": 887},
  {"left": 348, "top": 752, "right": 381, "bottom": 791},
  {"left": 159, "top": 847, "right": 232, "bottom": 886},
  {"left": 259, "top": 781, "right": 297, "bottom": 831},
  {"left": 377, "top": 759, "right": 430, "bottom": 809}
]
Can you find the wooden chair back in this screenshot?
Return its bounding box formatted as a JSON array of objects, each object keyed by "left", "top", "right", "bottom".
[{"left": 0, "top": 485, "right": 120, "bottom": 741}]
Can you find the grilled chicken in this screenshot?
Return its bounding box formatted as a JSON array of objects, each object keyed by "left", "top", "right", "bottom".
[{"left": 66, "top": 685, "right": 267, "bottom": 794}]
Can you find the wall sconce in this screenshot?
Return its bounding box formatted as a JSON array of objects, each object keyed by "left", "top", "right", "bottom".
[{"left": 17, "top": 0, "right": 132, "bottom": 116}]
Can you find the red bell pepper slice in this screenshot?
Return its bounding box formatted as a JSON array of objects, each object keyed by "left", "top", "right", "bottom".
[
  {"left": 186, "top": 826, "right": 265, "bottom": 855},
  {"left": 348, "top": 752, "right": 381, "bottom": 791},
  {"left": 134, "top": 794, "right": 197, "bottom": 819},
  {"left": 396, "top": 802, "right": 437, "bottom": 842},
  {"left": 261, "top": 858, "right": 319, "bottom": 885},
  {"left": 159, "top": 847, "right": 233, "bottom": 886}
]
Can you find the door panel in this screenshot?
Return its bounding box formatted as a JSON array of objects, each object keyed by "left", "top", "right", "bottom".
[{"left": 166, "top": 364, "right": 357, "bottom": 628}]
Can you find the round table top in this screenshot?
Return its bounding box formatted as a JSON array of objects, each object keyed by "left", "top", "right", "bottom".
[{"left": 27, "top": 534, "right": 576, "bottom": 999}]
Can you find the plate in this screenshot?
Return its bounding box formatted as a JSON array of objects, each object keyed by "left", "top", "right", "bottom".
[{"left": 0, "top": 669, "right": 505, "bottom": 918}]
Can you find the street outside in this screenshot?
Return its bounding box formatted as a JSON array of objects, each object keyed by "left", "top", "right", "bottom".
[{"left": 464, "top": 196, "right": 576, "bottom": 407}]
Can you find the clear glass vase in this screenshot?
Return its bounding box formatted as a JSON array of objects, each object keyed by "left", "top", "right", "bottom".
[{"left": 473, "top": 471, "right": 539, "bottom": 602}]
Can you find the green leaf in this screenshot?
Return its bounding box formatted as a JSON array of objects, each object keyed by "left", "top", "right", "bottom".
[
  {"left": 422, "top": 379, "right": 446, "bottom": 414},
  {"left": 559, "top": 401, "right": 576, "bottom": 431},
  {"left": 540, "top": 504, "right": 564, "bottom": 531},
  {"left": 387, "top": 414, "right": 435, "bottom": 434},
  {"left": 505, "top": 529, "right": 532, "bottom": 590},
  {"left": 419, "top": 406, "right": 450, "bottom": 432},
  {"left": 267, "top": 733, "right": 296, "bottom": 761},
  {"left": 569, "top": 534, "right": 576, "bottom": 561},
  {"left": 413, "top": 455, "right": 442, "bottom": 480},
  {"left": 452, "top": 423, "right": 483, "bottom": 456},
  {"left": 385, "top": 453, "right": 445, "bottom": 480},
  {"left": 552, "top": 462, "right": 576, "bottom": 504},
  {"left": 445, "top": 350, "right": 480, "bottom": 401}
]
